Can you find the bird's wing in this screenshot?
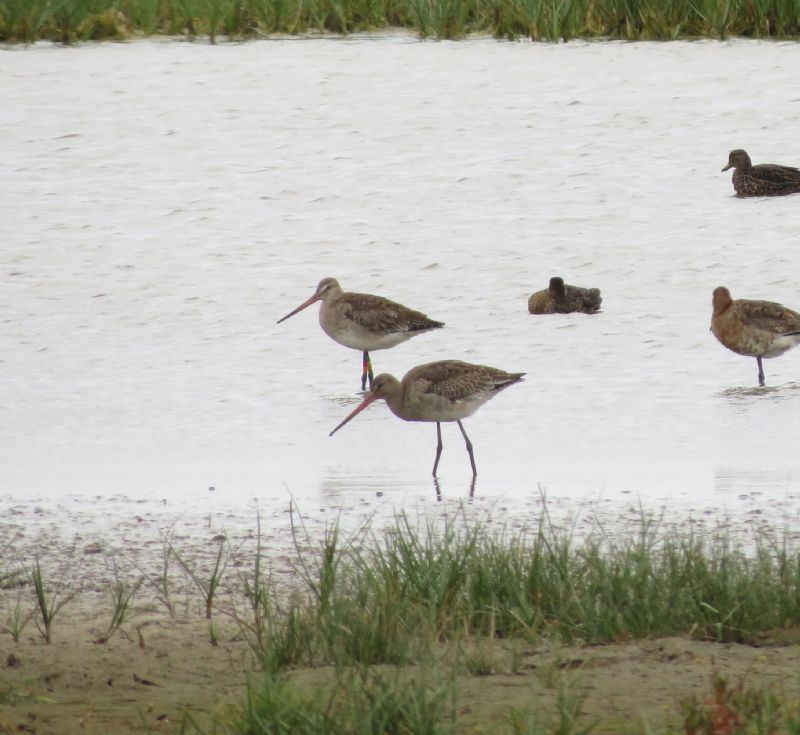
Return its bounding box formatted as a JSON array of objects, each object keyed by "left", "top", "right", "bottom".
[
  {"left": 419, "top": 361, "right": 518, "bottom": 402},
  {"left": 563, "top": 285, "right": 602, "bottom": 313},
  {"left": 736, "top": 300, "right": 800, "bottom": 334},
  {"left": 340, "top": 293, "right": 434, "bottom": 334},
  {"left": 751, "top": 163, "right": 800, "bottom": 183}
]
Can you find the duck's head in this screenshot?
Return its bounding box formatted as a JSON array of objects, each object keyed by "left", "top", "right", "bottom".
[
  {"left": 548, "top": 276, "right": 567, "bottom": 298},
  {"left": 722, "top": 150, "right": 751, "bottom": 172}
]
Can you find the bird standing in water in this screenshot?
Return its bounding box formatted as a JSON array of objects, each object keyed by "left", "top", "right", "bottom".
[
  {"left": 330, "top": 360, "right": 525, "bottom": 476},
  {"left": 710, "top": 286, "right": 800, "bottom": 386},
  {"left": 277, "top": 277, "right": 444, "bottom": 390}
]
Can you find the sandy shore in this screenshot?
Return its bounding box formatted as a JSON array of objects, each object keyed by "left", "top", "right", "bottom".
[
  {"left": 4, "top": 493, "right": 800, "bottom": 734},
  {"left": 4, "top": 599, "right": 800, "bottom": 734}
]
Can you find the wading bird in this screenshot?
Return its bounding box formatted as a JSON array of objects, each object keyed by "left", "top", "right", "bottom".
[
  {"left": 330, "top": 360, "right": 525, "bottom": 476},
  {"left": 710, "top": 286, "right": 800, "bottom": 386},
  {"left": 277, "top": 277, "right": 444, "bottom": 390}
]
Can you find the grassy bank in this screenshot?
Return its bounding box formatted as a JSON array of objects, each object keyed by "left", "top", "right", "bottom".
[
  {"left": 213, "top": 509, "right": 800, "bottom": 733},
  {"left": 231, "top": 510, "right": 800, "bottom": 666},
  {"left": 3, "top": 0, "right": 800, "bottom": 43},
  {"left": 5, "top": 507, "right": 800, "bottom": 732}
]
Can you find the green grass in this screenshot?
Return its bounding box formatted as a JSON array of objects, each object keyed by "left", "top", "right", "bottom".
[
  {"left": 30, "top": 555, "right": 77, "bottom": 644},
  {"left": 3, "top": 0, "right": 800, "bottom": 41},
  {"left": 209, "top": 508, "right": 800, "bottom": 735},
  {"left": 232, "top": 665, "right": 459, "bottom": 735},
  {"left": 228, "top": 507, "right": 800, "bottom": 679},
  {"left": 6, "top": 508, "right": 800, "bottom": 733}
]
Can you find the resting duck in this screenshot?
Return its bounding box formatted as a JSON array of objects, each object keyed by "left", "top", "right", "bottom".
[
  {"left": 528, "top": 277, "right": 602, "bottom": 315},
  {"left": 722, "top": 149, "right": 800, "bottom": 197}
]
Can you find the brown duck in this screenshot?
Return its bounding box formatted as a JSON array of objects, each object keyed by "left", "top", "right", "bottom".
[
  {"left": 722, "top": 149, "right": 800, "bottom": 197},
  {"left": 528, "top": 277, "right": 602, "bottom": 315},
  {"left": 710, "top": 286, "right": 800, "bottom": 386}
]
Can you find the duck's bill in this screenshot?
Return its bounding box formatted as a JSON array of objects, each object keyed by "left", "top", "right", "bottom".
[
  {"left": 721, "top": 163, "right": 733, "bottom": 172},
  {"left": 329, "top": 393, "right": 379, "bottom": 436},
  {"left": 277, "top": 293, "right": 319, "bottom": 324}
]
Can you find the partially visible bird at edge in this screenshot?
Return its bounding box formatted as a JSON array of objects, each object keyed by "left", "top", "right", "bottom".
[
  {"left": 722, "top": 149, "right": 800, "bottom": 197},
  {"left": 710, "top": 286, "right": 800, "bottom": 387}
]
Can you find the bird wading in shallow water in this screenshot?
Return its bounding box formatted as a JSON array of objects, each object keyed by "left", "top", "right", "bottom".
[
  {"left": 528, "top": 276, "right": 602, "bottom": 315},
  {"left": 277, "top": 277, "right": 444, "bottom": 390},
  {"left": 721, "top": 149, "right": 800, "bottom": 197},
  {"left": 329, "top": 360, "right": 525, "bottom": 476},
  {"left": 710, "top": 286, "right": 800, "bottom": 387}
]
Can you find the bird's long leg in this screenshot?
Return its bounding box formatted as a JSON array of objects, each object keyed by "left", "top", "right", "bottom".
[
  {"left": 756, "top": 356, "right": 765, "bottom": 387},
  {"left": 361, "top": 351, "right": 374, "bottom": 390},
  {"left": 457, "top": 420, "right": 477, "bottom": 476},
  {"left": 432, "top": 422, "right": 444, "bottom": 476}
]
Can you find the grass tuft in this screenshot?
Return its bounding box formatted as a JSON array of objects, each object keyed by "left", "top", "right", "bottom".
[{"left": 30, "top": 555, "right": 77, "bottom": 644}]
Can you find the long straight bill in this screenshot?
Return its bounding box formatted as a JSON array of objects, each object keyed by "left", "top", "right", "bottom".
[
  {"left": 276, "top": 293, "right": 320, "bottom": 324},
  {"left": 329, "top": 393, "right": 379, "bottom": 436}
]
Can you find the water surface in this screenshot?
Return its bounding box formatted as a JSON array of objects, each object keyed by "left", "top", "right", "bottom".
[{"left": 3, "top": 36, "right": 800, "bottom": 541}]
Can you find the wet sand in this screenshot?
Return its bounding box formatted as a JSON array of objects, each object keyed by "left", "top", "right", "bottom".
[
  {"left": 3, "top": 497, "right": 800, "bottom": 734},
  {"left": 4, "top": 582, "right": 800, "bottom": 734}
]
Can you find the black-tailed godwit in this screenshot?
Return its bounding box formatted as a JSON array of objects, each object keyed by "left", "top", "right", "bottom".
[
  {"left": 329, "top": 360, "right": 525, "bottom": 476},
  {"left": 710, "top": 286, "right": 800, "bottom": 386},
  {"left": 277, "top": 277, "right": 444, "bottom": 390}
]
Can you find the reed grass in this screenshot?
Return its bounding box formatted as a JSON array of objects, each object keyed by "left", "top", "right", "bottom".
[
  {"left": 2, "top": 597, "right": 36, "bottom": 643},
  {"left": 229, "top": 510, "right": 319, "bottom": 671},
  {"left": 234, "top": 509, "right": 800, "bottom": 677},
  {"left": 234, "top": 664, "right": 459, "bottom": 735},
  {"left": 30, "top": 555, "right": 77, "bottom": 644},
  {"left": 3, "top": 0, "right": 800, "bottom": 41},
  {"left": 174, "top": 536, "right": 229, "bottom": 619},
  {"left": 1, "top": 534, "right": 24, "bottom": 590},
  {"left": 94, "top": 563, "right": 144, "bottom": 643},
  {"left": 507, "top": 673, "right": 596, "bottom": 735},
  {"left": 676, "top": 674, "right": 800, "bottom": 735},
  {"left": 219, "top": 509, "right": 800, "bottom": 735}
]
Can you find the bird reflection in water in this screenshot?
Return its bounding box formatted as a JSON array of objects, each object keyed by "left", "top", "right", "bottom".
[{"left": 432, "top": 475, "right": 476, "bottom": 502}]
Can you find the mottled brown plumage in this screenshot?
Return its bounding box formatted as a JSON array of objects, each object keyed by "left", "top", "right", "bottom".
[
  {"left": 330, "top": 360, "right": 525, "bottom": 476},
  {"left": 710, "top": 286, "right": 800, "bottom": 386},
  {"left": 528, "top": 277, "right": 602, "bottom": 315},
  {"left": 277, "top": 277, "right": 444, "bottom": 389},
  {"left": 722, "top": 149, "right": 800, "bottom": 198}
]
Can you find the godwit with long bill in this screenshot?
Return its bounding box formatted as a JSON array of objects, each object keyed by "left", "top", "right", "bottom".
[
  {"left": 277, "top": 277, "right": 444, "bottom": 390},
  {"left": 329, "top": 360, "right": 525, "bottom": 476},
  {"left": 710, "top": 286, "right": 800, "bottom": 386}
]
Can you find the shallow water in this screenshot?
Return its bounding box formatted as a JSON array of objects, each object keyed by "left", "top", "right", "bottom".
[{"left": 3, "top": 35, "right": 800, "bottom": 543}]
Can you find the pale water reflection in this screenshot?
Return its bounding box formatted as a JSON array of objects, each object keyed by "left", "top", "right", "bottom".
[{"left": 2, "top": 36, "right": 800, "bottom": 541}]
